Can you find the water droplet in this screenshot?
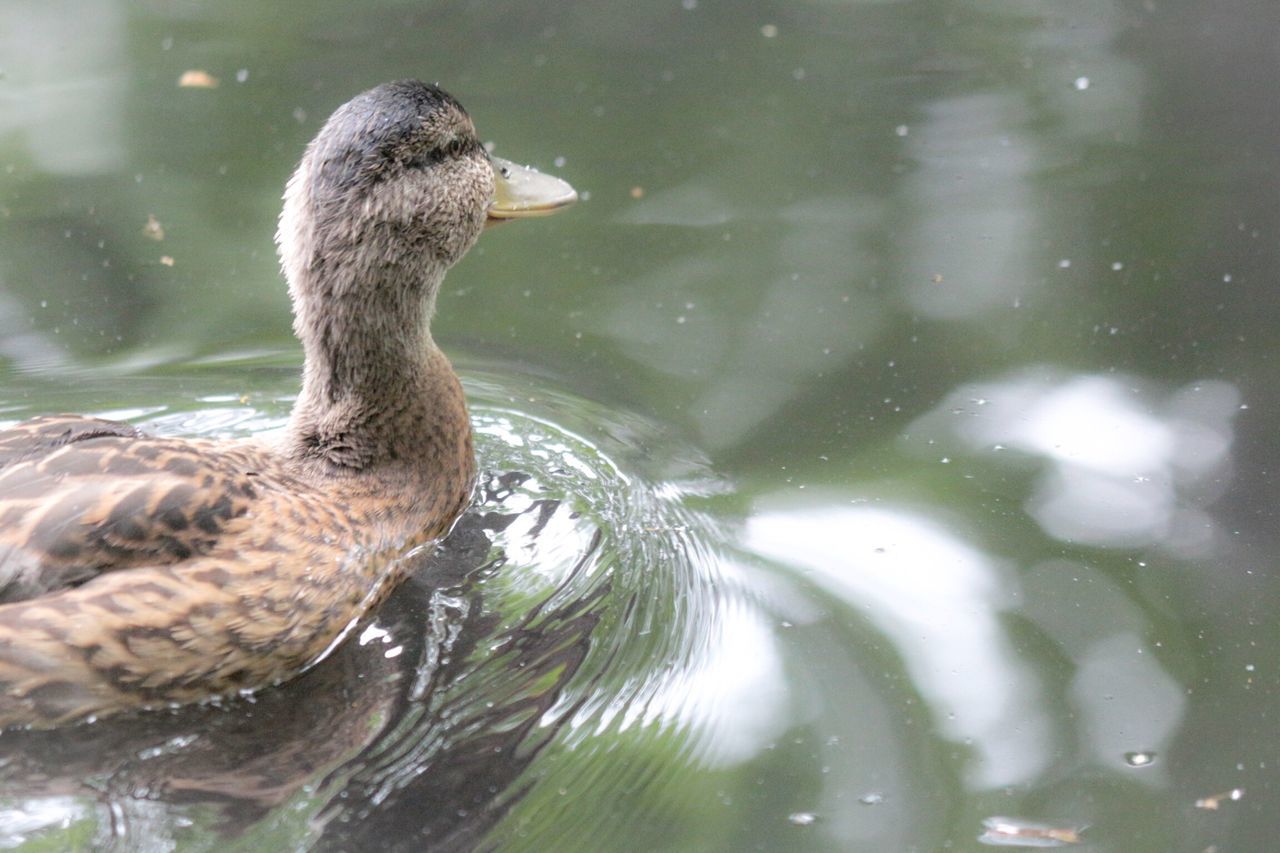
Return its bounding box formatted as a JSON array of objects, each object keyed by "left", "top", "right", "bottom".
[{"left": 1124, "top": 751, "right": 1156, "bottom": 767}]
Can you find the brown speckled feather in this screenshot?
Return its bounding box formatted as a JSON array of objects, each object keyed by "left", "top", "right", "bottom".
[
  {"left": 0, "top": 402, "right": 473, "bottom": 726},
  {"left": 0, "top": 80, "right": 552, "bottom": 728},
  {"left": 0, "top": 416, "right": 257, "bottom": 601}
]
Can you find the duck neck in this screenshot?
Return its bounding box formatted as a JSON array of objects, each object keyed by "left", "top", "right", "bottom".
[{"left": 281, "top": 262, "right": 472, "bottom": 480}]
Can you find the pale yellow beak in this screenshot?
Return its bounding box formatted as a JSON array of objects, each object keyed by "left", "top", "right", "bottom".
[{"left": 487, "top": 156, "right": 577, "bottom": 223}]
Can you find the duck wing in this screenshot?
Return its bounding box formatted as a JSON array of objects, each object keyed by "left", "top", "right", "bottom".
[{"left": 0, "top": 416, "right": 258, "bottom": 603}]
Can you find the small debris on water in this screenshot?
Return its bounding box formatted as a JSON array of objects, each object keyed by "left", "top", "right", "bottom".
[
  {"left": 142, "top": 214, "right": 165, "bottom": 241},
  {"left": 1073, "top": 76, "right": 1090, "bottom": 91},
  {"left": 178, "top": 70, "right": 219, "bottom": 89},
  {"left": 629, "top": 186, "right": 645, "bottom": 199},
  {"left": 788, "top": 812, "right": 817, "bottom": 826},
  {"left": 979, "top": 816, "right": 1083, "bottom": 847},
  {"left": 160, "top": 255, "right": 175, "bottom": 267},
  {"left": 1195, "top": 788, "right": 1244, "bottom": 810},
  {"left": 761, "top": 24, "right": 778, "bottom": 38},
  {"left": 858, "top": 792, "right": 885, "bottom": 805}
]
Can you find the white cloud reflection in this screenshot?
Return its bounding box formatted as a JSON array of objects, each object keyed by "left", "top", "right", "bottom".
[
  {"left": 627, "top": 591, "right": 791, "bottom": 769},
  {"left": 1021, "top": 559, "right": 1186, "bottom": 780},
  {"left": 908, "top": 370, "right": 1239, "bottom": 553},
  {"left": 899, "top": 94, "right": 1040, "bottom": 321},
  {"left": 0, "top": 796, "right": 88, "bottom": 848},
  {"left": 746, "top": 504, "right": 1053, "bottom": 789}
]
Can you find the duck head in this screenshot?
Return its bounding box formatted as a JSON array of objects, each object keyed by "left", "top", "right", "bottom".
[{"left": 277, "top": 80, "right": 575, "bottom": 323}]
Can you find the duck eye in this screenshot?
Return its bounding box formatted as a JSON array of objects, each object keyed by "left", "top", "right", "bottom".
[
  {"left": 407, "top": 138, "right": 470, "bottom": 170},
  {"left": 408, "top": 149, "right": 444, "bottom": 170}
]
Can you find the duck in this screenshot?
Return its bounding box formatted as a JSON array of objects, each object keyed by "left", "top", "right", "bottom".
[{"left": 0, "top": 80, "right": 576, "bottom": 729}]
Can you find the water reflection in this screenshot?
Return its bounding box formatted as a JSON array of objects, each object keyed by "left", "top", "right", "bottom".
[
  {"left": 1071, "top": 632, "right": 1183, "bottom": 781},
  {"left": 625, "top": 583, "right": 789, "bottom": 768},
  {"left": 744, "top": 482, "right": 1206, "bottom": 839},
  {"left": 605, "top": 191, "right": 885, "bottom": 452},
  {"left": 747, "top": 504, "right": 1052, "bottom": 789},
  {"left": 908, "top": 369, "right": 1240, "bottom": 553},
  {"left": 0, "top": 292, "right": 69, "bottom": 375},
  {"left": 899, "top": 94, "right": 1040, "bottom": 321}
]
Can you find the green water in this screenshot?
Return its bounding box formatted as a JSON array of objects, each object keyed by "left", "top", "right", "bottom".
[{"left": 1, "top": 1, "right": 1278, "bottom": 851}]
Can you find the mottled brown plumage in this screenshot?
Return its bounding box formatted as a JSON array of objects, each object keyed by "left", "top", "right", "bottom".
[{"left": 0, "top": 80, "right": 574, "bottom": 728}]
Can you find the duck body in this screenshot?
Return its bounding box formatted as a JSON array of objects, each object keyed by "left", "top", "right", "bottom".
[
  {"left": 0, "top": 399, "right": 470, "bottom": 726},
  {"left": 0, "top": 81, "right": 574, "bottom": 728}
]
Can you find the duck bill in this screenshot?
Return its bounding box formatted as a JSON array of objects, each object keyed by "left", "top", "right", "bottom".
[{"left": 486, "top": 156, "right": 577, "bottom": 226}]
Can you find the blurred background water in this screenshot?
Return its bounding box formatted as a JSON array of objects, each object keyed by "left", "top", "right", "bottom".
[{"left": 0, "top": 1, "right": 1277, "bottom": 851}]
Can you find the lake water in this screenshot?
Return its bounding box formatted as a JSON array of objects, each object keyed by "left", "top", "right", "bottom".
[{"left": 0, "top": 1, "right": 1277, "bottom": 851}]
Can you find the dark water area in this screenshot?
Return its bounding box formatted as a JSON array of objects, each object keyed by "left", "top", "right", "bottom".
[{"left": 1, "top": 1, "right": 1279, "bottom": 851}]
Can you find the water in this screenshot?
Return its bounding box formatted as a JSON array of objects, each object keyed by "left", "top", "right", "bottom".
[{"left": 2, "top": 1, "right": 1279, "bottom": 851}]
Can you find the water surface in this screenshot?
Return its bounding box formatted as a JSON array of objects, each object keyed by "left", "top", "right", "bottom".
[{"left": 1, "top": 1, "right": 1278, "bottom": 851}]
